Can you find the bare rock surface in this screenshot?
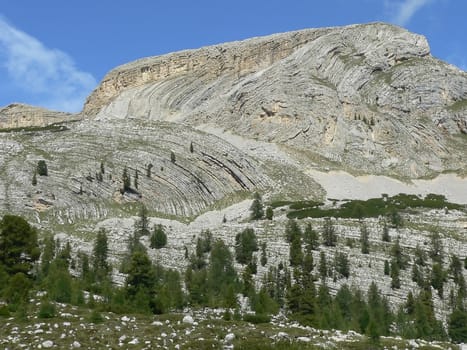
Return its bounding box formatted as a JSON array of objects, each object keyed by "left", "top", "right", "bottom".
[
  {"left": 0, "top": 103, "right": 77, "bottom": 129},
  {"left": 86, "top": 22, "right": 467, "bottom": 178}
]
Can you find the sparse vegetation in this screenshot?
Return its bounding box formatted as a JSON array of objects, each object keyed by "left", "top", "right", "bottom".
[
  {"left": 286, "top": 193, "right": 462, "bottom": 220},
  {"left": 37, "top": 160, "right": 48, "bottom": 176}
]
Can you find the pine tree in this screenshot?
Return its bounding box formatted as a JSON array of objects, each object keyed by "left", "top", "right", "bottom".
[
  {"left": 414, "top": 244, "right": 426, "bottom": 266},
  {"left": 389, "top": 209, "right": 402, "bottom": 228},
  {"left": 260, "top": 242, "right": 267, "bottom": 267},
  {"left": 125, "top": 250, "right": 156, "bottom": 306},
  {"left": 381, "top": 220, "right": 390, "bottom": 242},
  {"left": 150, "top": 224, "right": 167, "bottom": 249},
  {"left": 235, "top": 227, "right": 258, "bottom": 265},
  {"left": 32, "top": 170, "right": 37, "bottom": 186},
  {"left": 302, "top": 251, "right": 314, "bottom": 276},
  {"left": 412, "top": 263, "right": 424, "bottom": 287},
  {"left": 189, "top": 142, "right": 194, "bottom": 153},
  {"left": 285, "top": 219, "right": 302, "bottom": 243},
  {"left": 265, "top": 206, "right": 273, "bottom": 220},
  {"left": 134, "top": 169, "right": 139, "bottom": 189},
  {"left": 322, "top": 218, "right": 337, "bottom": 246},
  {"left": 170, "top": 151, "right": 176, "bottom": 163},
  {"left": 390, "top": 237, "right": 407, "bottom": 270},
  {"left": 122, "top": 166, "right": 131, "bottom": 192},
  {"left": 0, "top": 215, "right": 40, "bottom": 276},
  {"left": 249, "top": 192, "right": 264, "bottom": 220},
  {"left": 319, "top": 251, "right": 328, "bottom": 280},
  {"left": 360, "top": 222, "right": 370, "bottom": 254},
  {"left": 92, "top": 229, "right": 110, "bottom": 284},
  {"left": 335, "top": 252, "right": 350, "bottom": 278},
  {"left": 431, "top": 262, "right": 445, "bottom": 298},
  {"left": 390, "top": 259, "right": 401, "bottom": 289},
  {"left": 429, "top": 231, "right": 443, "bottom": 264},
  {"left": 135, "top": 204, "right": 150, "bottom": 237},
  {"left": 449, "top": 255, "right": 463, "bottom": 284},
  {"left": 146, "top": 163, "right": 153, "bottom": 178},
  {"left": 40, "top": 234, "right": 56, "bottom": 277},
  {"left": 37, "top": 160, "right": 48, "bottom": 176},
  {"left": 448, "top": 309, "right": 467, "bottom": 343},
  {"left": 207, "top": 239, "right": 238, "bottom": 306},
  {"left": 304, "top": 222, "right": 319, "bottom": 251},
  {"left": 289, "top": 234, "right": 303, "bottom": 267},
  {"left": 100, "top": 161, "right": 105, "bottom": 175},
  {"left": 384, "top": 260, "right": 390, "bottom": 276}
]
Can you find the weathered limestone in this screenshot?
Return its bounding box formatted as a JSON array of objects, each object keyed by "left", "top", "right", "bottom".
[
  {"left": 0, "top": 103, "right": 77, "bottom": 129},
  {"left": 84, "top": 22, "right": 466, "bottom": 178}
]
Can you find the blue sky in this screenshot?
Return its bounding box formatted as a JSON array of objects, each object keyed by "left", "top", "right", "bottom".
[{"left": 0, "top": 0, "right": 465, "bottom": 112}]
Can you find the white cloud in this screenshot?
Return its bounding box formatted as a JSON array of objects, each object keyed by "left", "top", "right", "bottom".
[
  {"left": 386, "top": 0, "right": 433, "bottom": 26},
  {"left": 0, "top": 16, "right": 96, "bottom": 112}
]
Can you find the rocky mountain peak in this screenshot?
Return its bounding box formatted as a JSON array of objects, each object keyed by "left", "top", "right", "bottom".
[{"left": 81, "top": 22, "right": 465, "bottom": 178}]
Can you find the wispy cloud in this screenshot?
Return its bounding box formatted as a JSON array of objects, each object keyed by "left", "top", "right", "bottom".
[
  {"left": 0, "top": 16, "right": 96, "bottom": 112},
  {"left": 386, "top": 0, "right": 433, "bottom": 26}
]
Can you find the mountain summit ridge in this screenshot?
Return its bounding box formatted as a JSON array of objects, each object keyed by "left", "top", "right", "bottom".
[{"left": 81, "top": 22, "right": 465, "bottom": 178}]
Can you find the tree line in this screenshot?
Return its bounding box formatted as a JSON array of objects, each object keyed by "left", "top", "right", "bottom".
[{"left": 0, "top": 212, "right": 466, "bottom": 344}]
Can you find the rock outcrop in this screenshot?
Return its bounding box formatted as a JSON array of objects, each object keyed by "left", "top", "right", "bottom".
[
  {"left": 85, "top": 22, "right": 467, "bottom": 178},
  {"left": 0, "top": 103, "right": 76, "bottom": 130}
]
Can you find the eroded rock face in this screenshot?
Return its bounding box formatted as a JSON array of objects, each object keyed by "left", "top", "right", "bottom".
[
  {"left": 84, "top": 22, "right": 466, "bottom": 178},
  {"left": 0, "top": 103, "right": 76, "bottom": 129}
]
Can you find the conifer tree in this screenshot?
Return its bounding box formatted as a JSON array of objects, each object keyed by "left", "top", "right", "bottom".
[
  {"left": 122, "top": 166, "right": 131, "bottom": 192},
  {"left": 260, "top": 242, "right": 267, "bottom": 267},
  {"left": 322, "top": 218, "right": 337, "bottom": 246},
  {"left": 150, "top": 224, "right": 167, "bottom": 249},
  {"left": 134, "top": 169, "right": 139, "bottom": 189},
  {"left": 429, "top": 231, "right": 443, "bottom": 264},
  {"left": 235, "top": 227, "right": 258, "bottom": 265},
  {"left": 146, "top": 163, "right": 153, "bottom": 177},
  {"left": 92, "top": 229, "right": 110, "bottom": 284},
  {"left": 390, "top": 237, "right": 407, "bottom": 270},
  {"left": 265, "top": 206, "right": 273, "bottom": 220},
  {"left": 40, "top": 234, "right": 56, "bottom": 278},
  {"left": 0, "top": 215, "right": 40, "bottom": 276},
  {"left": 37, "top": 160, "right": 48, "bottom": 176},
  {"left": 32, "top": 170, "right": 37, "bottom": 186},
  {"left": 360, "top": 222, "right": 370, "bottom": 254},
  {"left": 319, "top": 251, "right": 328, "bottom": 280},
  {"left": 208, "top": 240, "right": 238, "bottom": 306},
  {"left": 431, "top": 262, "right": 445, "bottom": 298},
  {"left": 249, "top": 192, "right": 264, "bottom": 220},
  {"left": 449, "top": 255, "right": 463, "bottom": 284},
  {"left": 384, "top": 260, "right": 390, "bottom": 276},
  {"left": 304, "top": 222, "right": 319, "bottom": 251},
  {"left": 135, "top": 204, "right": 150, "bottom": 237},
  {"left": 289, "top": 234, "right": 303, "bottom": 267},
  {"left": 414, "top": 244, "right": 426, "bottom": 266},
  {"left": 335, "top": 252, "right": 350, "bottom": 279},
  {"left": 448, "top": 309, "right": 467, "bottom": 343},
  {"left": 390, "top": 259, "right": 401, "bottom": 289},
  {"left": 381, "top": 220, "right": 390, "bottom": 242},
  {"left": 285, "top": 219, "right": 302, "bottom": 243}
]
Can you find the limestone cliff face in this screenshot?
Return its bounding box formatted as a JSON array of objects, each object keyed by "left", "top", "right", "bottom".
[
  {"left": 0, "top": 103, "right": 75, "bottom": 129},
  {"left": 84, "top": 22, "right": 467, "bottom": 178}
]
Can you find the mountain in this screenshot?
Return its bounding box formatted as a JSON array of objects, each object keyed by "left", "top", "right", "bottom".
[
  {"left": 0, "top": 23, "right": 466, "bottom": 329},
  {"left": 85, "top": 22, "right": 467, "bottom": 178}
]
